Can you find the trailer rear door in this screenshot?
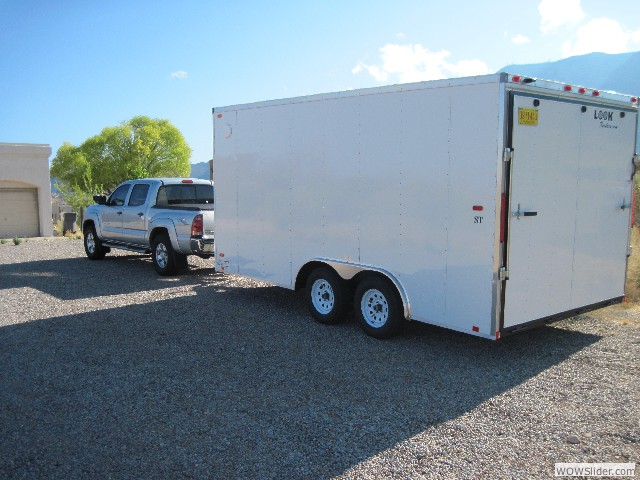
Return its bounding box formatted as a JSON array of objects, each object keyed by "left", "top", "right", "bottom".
[{"left": 503, "top": 94, "right": 636, "bottom": 329}]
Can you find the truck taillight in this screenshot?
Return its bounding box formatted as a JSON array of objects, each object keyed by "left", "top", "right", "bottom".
[{"left": 191, "top": 214, "right": 203, "bottom": 237}]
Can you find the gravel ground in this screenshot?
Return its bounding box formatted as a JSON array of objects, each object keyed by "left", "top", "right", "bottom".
[{"left": 0, "top": 239, "right": 638, "bottom": 479}]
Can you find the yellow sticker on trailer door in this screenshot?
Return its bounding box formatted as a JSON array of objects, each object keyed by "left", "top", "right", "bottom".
[{"left": 518, "top": 108, "right": 538, "bottom": 126}]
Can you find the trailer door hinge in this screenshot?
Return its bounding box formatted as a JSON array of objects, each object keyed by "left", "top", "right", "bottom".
[
  {"left": 499, "top": 267, "right": 509, "bottom": 281},
  {"left": 503, "top": 148, "right": 513, "bottom": 163}
]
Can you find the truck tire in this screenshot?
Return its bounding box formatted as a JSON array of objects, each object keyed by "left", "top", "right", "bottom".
[
  {"left": 83, "top": 224, "right": 106, "bottom": 260},
  {"left": 152, "top": 233, "right": 179, "bottom": 276},
  {"left": 305, "top": 267, "right": 348, "bottom": 325},
  {"left": 354, "top": 276, "right": 403, "bottom": 339}
]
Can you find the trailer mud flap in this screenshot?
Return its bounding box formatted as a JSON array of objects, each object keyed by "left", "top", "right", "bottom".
[{"left": 502, "top": 94, "right": 636, "bottom": 328}]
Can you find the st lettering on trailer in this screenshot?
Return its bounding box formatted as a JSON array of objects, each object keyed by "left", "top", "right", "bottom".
[{"left": 213, "top": 73, "right": 639, "bottom": 340}]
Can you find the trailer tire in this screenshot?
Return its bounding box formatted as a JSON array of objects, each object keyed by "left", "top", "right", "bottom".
[
  {"left": 152, "top": 233, "right": 179, "bottom": 276},
  {"left": 83, "top": 224, "right": 106, "bottom": 260},
  {"left": 355, "top": 276, "right": 403, "bottom": 339},
  {"left": 305, "top": 267, "right": 348, "bottom": 325}
]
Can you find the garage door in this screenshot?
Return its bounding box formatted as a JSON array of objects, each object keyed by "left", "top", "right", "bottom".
[{"left": 0, "top": 189, "right": 40, "bottom": 238}]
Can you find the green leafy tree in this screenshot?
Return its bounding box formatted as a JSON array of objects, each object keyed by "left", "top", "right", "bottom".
[{"left": 51, "top": 115, "right": 191, "bottom": 211}]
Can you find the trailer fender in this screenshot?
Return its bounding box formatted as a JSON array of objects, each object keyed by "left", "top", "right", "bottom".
[{"left": 297, "top": 258, "right": 411, "bottom": 320}]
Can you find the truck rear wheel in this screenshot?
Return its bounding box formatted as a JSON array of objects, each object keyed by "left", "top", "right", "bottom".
[
  {"left": 83, "top": 224, "right": 106, "bottom": 260},
  {"left": 152, "top": 233, "right": 179, "bottom": 276},
  {"left": 354, "top": 276, "right": 403, "bottom": 339},
  {"left": 305, "top": 267, "right": 348, "bottom": 325}
]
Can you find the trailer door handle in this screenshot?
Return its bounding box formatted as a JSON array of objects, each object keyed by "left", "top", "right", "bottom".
[{"left": 513, "top": 204, "right": 537, "bottom": 219}]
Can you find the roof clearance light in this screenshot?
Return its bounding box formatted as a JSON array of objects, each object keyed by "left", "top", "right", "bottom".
[
  {"left": 592, "top": 90, "right": 600, "bottom": 97},
  {"left": 564, "top": 85, "right": 572, "bottom": 92},
  {"left": 512, "top": 75, "right": 522, "bottom": 83},
  {"left": 578, "top": 88, "right": 587, "bottom": 94}
]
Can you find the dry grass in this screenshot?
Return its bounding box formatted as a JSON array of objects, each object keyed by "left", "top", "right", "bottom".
[
  {"left": 53, "top": 220, "right": 83, "bottom": 239},
  {"left": 625, "top": 226, "right": 640, "bottom": 302}
]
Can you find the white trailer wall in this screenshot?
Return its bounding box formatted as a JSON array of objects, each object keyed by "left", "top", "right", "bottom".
[{"left": 215, "top": 77, "right": 504, "bottom": 334}]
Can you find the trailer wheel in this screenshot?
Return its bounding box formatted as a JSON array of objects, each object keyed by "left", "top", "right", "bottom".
[
  {"left": 305, "top": 267, "right": 348, "bottom": 325},
  {"left": 355, "top": 276, "right": 403, "bottom": 339}
]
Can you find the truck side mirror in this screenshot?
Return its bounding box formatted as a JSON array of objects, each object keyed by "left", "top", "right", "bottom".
[{"left": 93, "top": 195, "right": 107, "bottom": 205}]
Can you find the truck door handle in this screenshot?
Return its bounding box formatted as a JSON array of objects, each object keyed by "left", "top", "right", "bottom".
[
  {"left": 523, "top": 211, "right": 537, "bottom": 216},
  {"left": 137, "top": 212, "right": 144, "bottom": 217},
  {"left": 117, "top": 211, "right": 123, "bottom": 215}
]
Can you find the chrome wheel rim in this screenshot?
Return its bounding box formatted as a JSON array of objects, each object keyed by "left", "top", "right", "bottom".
[
  {"left": 361, "top": 288, "right": 389, "bottom": 328},
  {"left": 155, "top": 243, "right": 169, "bottom": 269},
  {"left": 311, "top": 278, "right": 334, "bottom": 315},
  {"left": 86, "top": 232, "right": 96, "bottom": 254}
]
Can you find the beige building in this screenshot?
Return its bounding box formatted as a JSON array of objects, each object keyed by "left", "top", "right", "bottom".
[{"left": 0, "top": 143, "right": 53, "bottom": 237}]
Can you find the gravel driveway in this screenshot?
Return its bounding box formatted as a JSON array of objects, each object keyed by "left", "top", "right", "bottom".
[{"left": 0, "top": 239, "right": 638, "bottom": 479}]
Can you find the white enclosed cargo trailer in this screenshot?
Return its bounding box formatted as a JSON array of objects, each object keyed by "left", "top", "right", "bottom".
[{"left": 213, "top": 73, "right": 639, "bottom": 340}]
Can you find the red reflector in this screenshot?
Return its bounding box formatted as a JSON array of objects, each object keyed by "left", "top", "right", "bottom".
[
  {"left": 496, "top": 331, "right": 501, "bottom": 340},
  {"left": 632, "top": 97, "right": 638, "bottom": 103},
  {"left": 592, "top": 90, "right": 600, "bottom": 97},
  {"left": 472, "top": 326, "right": 480, "bottom": 332},
  {"left": 512, "top": 75, "right": 521, "bottom": 83},
  {"left": 182, "top": 179, "right": 194, "bottom": 183},
  {"left": 473, "top": 205, "right": 483, "bottom": 211},
  {"left": 578, "top": 88, "right": 586, "bottom": 94},
  {"left": 217, "top": 113, "right": 222, "bottom": 118},
  {"left": 500, "top": 193, "right": 507, "bottom": 243},
  {"left": 564, "top": 85, "right": 572, "bottom": 92}
]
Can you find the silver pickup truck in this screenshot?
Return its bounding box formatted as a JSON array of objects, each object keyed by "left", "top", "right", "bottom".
[{"left": 82, "top": 178, "right": 215, "bottom": 275}]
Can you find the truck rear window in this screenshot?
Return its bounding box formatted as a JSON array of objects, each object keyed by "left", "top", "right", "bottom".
[{"left": 156, "top": 184, "right": 214, "bottom": 206}]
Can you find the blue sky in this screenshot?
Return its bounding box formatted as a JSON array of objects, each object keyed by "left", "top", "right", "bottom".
[{"left": 2, "top": 0, "right": 640, "bottom": 166}]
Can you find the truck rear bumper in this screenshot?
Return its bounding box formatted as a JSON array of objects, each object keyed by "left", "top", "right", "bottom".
[{"left": 190, "top": 238, "right": 215, "bottom": 258}]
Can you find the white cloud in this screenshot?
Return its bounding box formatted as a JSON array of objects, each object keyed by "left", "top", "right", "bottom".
[
  {"left": 562, "top": 18, "right": 640, "bottom": 56},
  {"left": 170, "top": 71, "right": 188, "bottom": 80},
  {"left": 352, "top": 43, "right": 491, "bottom": 83},
  {"left": 538, "top": 0, "right": 585, "bottom": 33},
  {"left": 511, "top": 34, "right": 530, "bottom": 45}
]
